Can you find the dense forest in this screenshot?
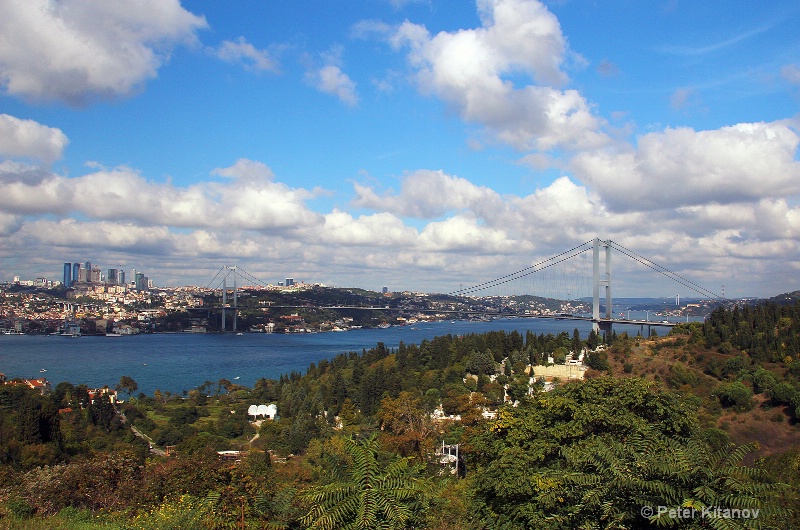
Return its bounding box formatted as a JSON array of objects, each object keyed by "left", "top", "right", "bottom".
[{"left": 1, "top": 301, "right": 799, "bottom": 528}]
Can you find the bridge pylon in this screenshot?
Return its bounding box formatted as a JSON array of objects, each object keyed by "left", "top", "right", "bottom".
[
  {"left": 221, "top": 265, "right": 239, "bottom": 332},
  {"left": 592, "top": 238, "right": 612, "bottom": 334}
]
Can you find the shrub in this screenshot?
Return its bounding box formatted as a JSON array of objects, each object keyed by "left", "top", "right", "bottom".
[
  {"left": 715, "top": 381, "right": 755, "bottom": 412},
  {"left": 585, "top": 351, "right": 610, "bottom": 371},
  {"left": 623, "top": 363, "right": 634, "bottom": 374},
  {"left": 6, "top": 497, "right": 34, "bottom": 518},
  {"left": 752, "top": 368, "right": 778, "bottom": 394}
]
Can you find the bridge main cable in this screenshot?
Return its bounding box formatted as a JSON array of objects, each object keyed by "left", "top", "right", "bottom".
[
  {"left": 449, "top": 240, "right": 594, "bottom": 296},
  {"left": 608, "top": 241, "right": 726, "bottom": 300}
]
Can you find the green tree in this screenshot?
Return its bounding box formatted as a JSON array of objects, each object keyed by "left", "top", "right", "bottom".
[
  {"left": 466, "top": 349, "right": 496, "bottom": 376},
  {"left": 469, "top": 378, "right": 786, "bottom": 528},
  {"left": 715, "top": 381, "right": 755, "bottom": 412},
  {"left": 116, "top": 375, "right": 138, "bottom": 398},
  {"left": 302, "top": 435, "right": 429, "bottom": 529}
]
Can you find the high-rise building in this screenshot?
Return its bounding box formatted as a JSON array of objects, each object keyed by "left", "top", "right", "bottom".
[
  {"left": 285, "top": 278, "right": 294, "bottom": 287},
  {"left": 134, "top": 272, "right": 148, "bottom": 291},
  {"left": 72, "top": 263, "right": 80, "bottom": 284},
  {"left": 107, "top": 269, "right": 118, "bottom": 285},
  {"left": 118, "top": 270, "right": 125, "bottom": 286},
  {"left": 63, "top": 263, "right": 72, "bottom": 287},
  {"left": 90, "top": 266, "right": 102, "bottom": 283}
]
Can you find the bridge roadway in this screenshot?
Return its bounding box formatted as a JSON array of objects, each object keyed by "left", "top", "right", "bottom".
[{"left": 203, "top": 304, "right": 679, "bottom": 328}]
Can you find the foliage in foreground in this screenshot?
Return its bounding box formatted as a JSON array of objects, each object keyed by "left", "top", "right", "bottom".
[
  {"left": 469, "top": 378, "right": 788, "bottom": 529},
  {"left": 302, "top": 434, "right": 430, "bottom": 529}
]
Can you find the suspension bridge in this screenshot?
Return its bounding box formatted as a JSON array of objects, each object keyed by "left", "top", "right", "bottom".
[{"left": 204, "top": 238, "right": 725, "bottom": 333}]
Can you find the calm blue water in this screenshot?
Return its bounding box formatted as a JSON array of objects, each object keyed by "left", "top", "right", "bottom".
[{"left": 0, "top": 317, "right": 676, "bottom": 395}]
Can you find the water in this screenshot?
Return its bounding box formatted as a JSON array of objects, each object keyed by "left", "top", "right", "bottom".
[{"left": 0, "top": 317, "right": 678, "bottom": 395}]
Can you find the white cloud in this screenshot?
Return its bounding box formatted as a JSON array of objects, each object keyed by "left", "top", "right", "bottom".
[
  {"left": 570, "top": 120, "right": 800, "bottom": 212},
  {"left": 213, "top": 37, "right": 278, "bottom": 72},
  {"left": 322, "top": 210, "right": 417, "bottom": 246},
  {"left": 353, "top": 169, "right": 501, "bottom": 218},
  {"left": 0, "top": 114, "right": 68, "bottom": 163},
  {"left": 389, "top": 0, "right": 608, "bottom": 151},
  {"left": 0, "top": 212, "right": 20, "bottom": 237},
  {"left": 669, "top": 88, "right": 701, "bottom": 111},
  {"left": 419, "top": 215, "right": 524, "bottom": 253},
  {"left": 0, "top": 0, "right": 207, "bottom": 104},
  {"left": 307, "top": 64, "right": 359, "bottom": 107},
  {"left": 782, "top": 64, "right": 800, "bottom": 87},
  {"left": 23, "top": 219, "right": 175, "bottom": 254},
  {"left": 0, "top": 159, "right": 323, "bottom": 231}
]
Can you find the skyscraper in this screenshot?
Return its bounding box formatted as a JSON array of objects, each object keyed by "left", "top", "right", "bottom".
[
  {"left": 72, "top": 263, "right": 80, "bottom": 284},
  {"left": 63, "top": 263, "right": 72, "bottom": 287},
  {"left": 107, "top": 269, "right": 118, "bottom": 285}
]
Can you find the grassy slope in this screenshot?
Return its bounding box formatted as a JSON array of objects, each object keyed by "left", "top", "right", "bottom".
[{"left": 592, "top": 334, "right": 800, "bottom": 457}]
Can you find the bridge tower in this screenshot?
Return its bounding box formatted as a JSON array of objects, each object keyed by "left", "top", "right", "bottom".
[
  {"left": 592, "top": 238, "right": 613, "bottom": 335},
  {"left": 220, "top": 266, "right": 239, "bottom": 332}
]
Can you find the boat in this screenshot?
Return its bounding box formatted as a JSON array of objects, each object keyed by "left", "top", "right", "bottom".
[
  {"left": 40, "top": 369, "right": 47, "bottom": 373},
  {"left": 105, "top": 333, "right": 123, "bottom": 337}
]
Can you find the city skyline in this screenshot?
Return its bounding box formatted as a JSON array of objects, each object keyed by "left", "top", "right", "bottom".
[{"left": 1, "top": 1, "right": 799, "bottom": 298}]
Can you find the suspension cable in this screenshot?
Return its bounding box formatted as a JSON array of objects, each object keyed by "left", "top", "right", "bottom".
[
  {"left": 449, "top": 240, "right": 594, "bottom": 296},
  {"left": 609, "top": 241, "right": 726, "bottom": 300}
]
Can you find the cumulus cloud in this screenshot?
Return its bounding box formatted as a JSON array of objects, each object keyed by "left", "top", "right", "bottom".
[
  {"left": 213, "top": 37, "right": 279, "bottom": 72},
  {"left": 389, "top": 0, "right": 608, "bottom": 151},
  {"left": 353, "top": 169, "right": 501, "bottom": 218},
  {"left": 570, "top": 120, "right": 800, "bottom": 212},
  {"left": 322, "top": 210, "right": 417, "bottom": 246},
  {"left": 0, "top": 0, "right": 207, "bottom": 104},
  {"left": 307, "top": 64, "right": 359, "bottom": 106},
  {"left": 0, "top": 212, "right": 20, "bottom": 237},
  {"left": 0, "top": 114, "right": 68, "bottom": 163},
  {"left": 0, "top": 159, "right": 323, "bottom": 231},
  {"left": 419, "top": 215, "right": 524, "bottom": 253}
]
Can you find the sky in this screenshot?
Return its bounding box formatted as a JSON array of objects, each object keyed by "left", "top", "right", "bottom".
[{"left": 1, "top": 0, "right": 799, "bottom": 300}]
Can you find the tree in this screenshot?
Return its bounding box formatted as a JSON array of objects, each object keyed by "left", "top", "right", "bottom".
[
  {"left": 466, "top": 349, "right": 495, "bottom": 376},
  {"left": 377, "top": 391, "right": 435, "bottom": 457},
  {"left": 302, "top": 434, "right": 430, "bottom": 529},
  {"left": 715, "top": 381, "right": 755, "bottom": 412},
  {"left": 469, "top": 378, "right": 786, "bottom": 528},
  {"left": 116, "top": 375, "right": 138, "bottom": 398}
]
